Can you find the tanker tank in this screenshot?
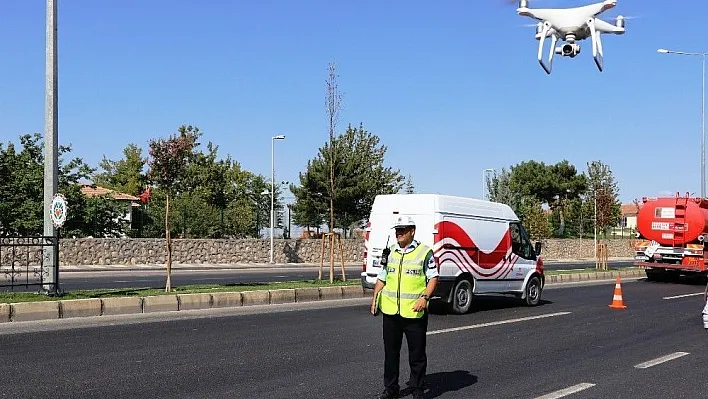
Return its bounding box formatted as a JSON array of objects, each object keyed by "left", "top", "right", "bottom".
[{"left": 636, "top": 196, "right": 708, "bottom": 247}]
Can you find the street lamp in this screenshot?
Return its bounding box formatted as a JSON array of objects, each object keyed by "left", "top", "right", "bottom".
[
  {"left": 482, "top": 168, "right": 495, "bottom": 200},
  {"left": 657, "top": 48, "right": 707, "bottom": 198},
  {"left": 270, "top": 135, "right": 286, "bottom": 263}
]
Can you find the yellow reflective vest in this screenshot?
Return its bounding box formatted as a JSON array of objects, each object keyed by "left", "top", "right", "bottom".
[{"left": 379, "top": 242, "right": 432, "bottom": 318}]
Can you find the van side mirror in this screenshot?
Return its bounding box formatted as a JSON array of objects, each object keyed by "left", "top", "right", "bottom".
[{"left": 534, "top": 241, "right": 542, "bottom": 256}]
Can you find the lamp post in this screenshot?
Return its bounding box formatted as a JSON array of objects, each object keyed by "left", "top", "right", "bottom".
[
  {"left": 657, "top": 48, "right": 707, "bottom": 198},
  {"left": 43, "top": 0, "right": 59, "bottom": 295},
  {"left": 270, "top": 135, "right": 285, "bottom": 263},
  {"left": 482, "top": 168, "right": 494, "bottom": 200}
]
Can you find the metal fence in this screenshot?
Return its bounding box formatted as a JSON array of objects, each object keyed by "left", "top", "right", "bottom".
[{"left": 0, "top": 236, "right": 59, "bottom": 292}]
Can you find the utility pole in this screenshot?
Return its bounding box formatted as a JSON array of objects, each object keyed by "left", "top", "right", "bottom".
[
  {"left": 657, "top": 48, "right": 707, "bottom": 197},
  {"left": 42, "top": 0, "right": 59, "bottom": 295},
  {"left": 594, "top": 189, "right": 597, "bottom": 262}
]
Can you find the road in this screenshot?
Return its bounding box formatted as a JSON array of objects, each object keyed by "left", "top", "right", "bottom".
[
  {"left": 0, "top": 273, "right": 705, "bottom": 398},
  {"left": 0, "top": 259, "right": 636, "bottom": 292}
]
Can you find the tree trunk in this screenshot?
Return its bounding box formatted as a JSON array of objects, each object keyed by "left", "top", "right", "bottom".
[
  {"left": 558, "top": 207, "right": 565, "bottom": 237},
  {"left": 329, "top": 161, "right": 334, "bottom": 233},
  {"left": 165, "top": 193, "right": 172, "bottom": 292}
]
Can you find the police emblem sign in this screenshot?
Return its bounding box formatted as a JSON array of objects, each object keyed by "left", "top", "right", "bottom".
[{"left": 50, "top": 193, "right": 68, "bottom": 228}]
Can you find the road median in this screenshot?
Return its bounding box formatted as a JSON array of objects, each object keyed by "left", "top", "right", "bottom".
[{"left": 1, "top": 268, "right": 644, "bottom": 323}]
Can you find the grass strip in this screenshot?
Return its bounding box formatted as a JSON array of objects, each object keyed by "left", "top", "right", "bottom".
[
  {"left": 545, "top": 267, "right": 640, "bottom": 275},
  {"left": 0, "top": 278, "right": 360, "bottom": 304}
]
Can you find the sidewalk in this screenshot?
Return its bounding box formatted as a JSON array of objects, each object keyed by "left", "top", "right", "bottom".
[{"left": 58, "top": 257, "right": 636, "bottom": 272}]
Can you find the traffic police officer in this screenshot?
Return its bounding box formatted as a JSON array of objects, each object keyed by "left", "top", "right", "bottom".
[{"left": 371, "top": 215, "right": 439, "bottom": 399}]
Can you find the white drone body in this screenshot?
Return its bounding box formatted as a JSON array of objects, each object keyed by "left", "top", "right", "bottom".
[{"left": 517, "top": 0, "right": 626, "bottom": 74}]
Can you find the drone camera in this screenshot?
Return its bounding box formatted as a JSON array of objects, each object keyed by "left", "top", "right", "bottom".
[{"left": 556, "top": 43, "right": 581, "bottom": 57}]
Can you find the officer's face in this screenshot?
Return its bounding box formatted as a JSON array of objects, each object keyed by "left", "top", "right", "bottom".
[{"left": 395, "top": 226, "right": 415, "bottom": 247}]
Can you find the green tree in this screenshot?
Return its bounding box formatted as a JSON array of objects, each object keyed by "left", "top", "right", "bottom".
[
  {"left": 0, "top": 135, "right": 44, "bottom": 235},
  {"left": 585, "top": 160, "right": 621, "bottom": 236},
  {"left": 0, "top": 133, "right": 125, "bottom": 238},
  {"left": 289, "top": 165, "right": 326, "bottom": 235},
  {"left": 92, "top": 143, "right": 147, "bottom": 196},
  {"left": 290, "top": 123, "right": 403, "bottom": 236},
  {"left": 80, "top": 195, "right": 131, "bottom": 238},
  {"left": 403, "top": 175, "right": 415, "bottom": 194},
  {"left": 147, "top": 125, "right": 200, "bottom": 292},
  {"left": 518, "top": 198, "right": 552, "bottom": 240},
  {"left": 486, "top": 167, "right": 524, "bottom": 217},
  {"left": 508, "top": 160, "right": 587, "bottom": 236}
]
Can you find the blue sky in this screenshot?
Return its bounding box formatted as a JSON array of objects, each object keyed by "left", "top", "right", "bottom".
[{"left": 1, "top": 0, "right": 707, "bottom": 204}]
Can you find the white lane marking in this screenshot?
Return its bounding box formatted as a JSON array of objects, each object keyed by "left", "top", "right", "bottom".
[
  {"left": 663, "top": 292, "right": 703, "bottom": 300},
  {"left": 535, "top": 383, "right": 596, "bottom": 399},
  {"left": 427, "top": 311, "right": 572, "bottom": 335},
  {"left": 634, "top": 352, "right": 690, "bottom": 369}
]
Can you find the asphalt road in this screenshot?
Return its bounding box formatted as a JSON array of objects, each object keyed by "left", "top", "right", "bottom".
[
  {"left": 1, "top": 260, "right": 636, "bottom": 292},
  {"left": 1, "top": 275, "right": 706, "bottom": 398}
]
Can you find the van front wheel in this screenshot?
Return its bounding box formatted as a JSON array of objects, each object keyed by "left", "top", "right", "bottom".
[{"left": 448, "top": 278, "right": 473, "bottom": 314}]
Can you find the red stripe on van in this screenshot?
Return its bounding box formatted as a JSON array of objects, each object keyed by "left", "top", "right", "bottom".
[{"left": 434, "top": 221, "right": 510, "bottom": 268}]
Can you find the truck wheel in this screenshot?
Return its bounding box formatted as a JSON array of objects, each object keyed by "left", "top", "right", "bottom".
[
  {"left": 448, "top": 278, "right": 473, "bottom": 314},
  {"left": 645, "top": 270, "right": 662, "bottom": 282},
  {"left": 524, "top": 276, "right": 542, "bottom": 306}
]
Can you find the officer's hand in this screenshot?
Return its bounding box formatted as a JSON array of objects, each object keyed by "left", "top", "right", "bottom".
[
  {"left": 412, "top": 297, "right": 427, "bottom": 312},
  {"left": 370, "top": 298, "right": 378, "bottom": 315}
]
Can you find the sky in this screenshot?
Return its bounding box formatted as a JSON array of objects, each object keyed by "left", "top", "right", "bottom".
[{"left": 1, "top": 0, "right": 707, "bottom": 205}]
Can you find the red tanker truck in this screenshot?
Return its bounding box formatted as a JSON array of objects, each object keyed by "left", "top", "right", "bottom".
[{"left": 634, "top": 193, "right": 708, "bottom": 281}]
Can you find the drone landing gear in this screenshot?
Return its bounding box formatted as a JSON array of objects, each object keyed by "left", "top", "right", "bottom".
[
  {"left": 588, "top": 18, "right": 604, "bottom": 72},
  {"left": 537, "top": 22, "right": 558, "bottom": 75}
]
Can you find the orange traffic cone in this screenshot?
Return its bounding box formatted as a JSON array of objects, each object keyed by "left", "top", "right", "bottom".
[{"left": 608, "top": 277, "right": 627, "bottom": 309}]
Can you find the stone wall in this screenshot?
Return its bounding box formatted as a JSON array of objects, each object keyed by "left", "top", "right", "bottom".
[
  {"left": 538, "top": 238, "right": 635, "bottom": 260},
  {"left": 55, "top": 237, "right": 636, "bottom": 266}
]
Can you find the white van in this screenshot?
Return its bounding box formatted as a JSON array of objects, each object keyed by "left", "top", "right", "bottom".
[{"left": 360, "top": 193, "right": 545, "bottom": 314}]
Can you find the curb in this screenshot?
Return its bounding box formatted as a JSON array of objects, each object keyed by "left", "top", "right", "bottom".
[{"left": 0, "top": 269, "right": 646, "bottom": 323}]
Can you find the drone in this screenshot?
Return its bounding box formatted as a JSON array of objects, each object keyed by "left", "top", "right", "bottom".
[{"left": 517, "top": 0, "right": 626, "bottom": 74}]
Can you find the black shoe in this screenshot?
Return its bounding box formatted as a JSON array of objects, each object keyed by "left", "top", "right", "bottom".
[
  {"left": 376, "top": 389, "right": 399, "bottom": 399},
  {"left": 412, "top": 390, "right": 424, "bottom": 399}
]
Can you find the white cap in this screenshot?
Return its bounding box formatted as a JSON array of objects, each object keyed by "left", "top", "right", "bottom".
[{"left": 392, "top": 215, "right": 416, "bottom": 228}]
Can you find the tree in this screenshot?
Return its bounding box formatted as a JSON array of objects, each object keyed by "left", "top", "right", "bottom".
[
  {"left": 290, "top": 123, "right": 403, "bottom": 236},
  {"left": 486, "top": 168, "right": 524, "bottom": 217},
  {"left": 518, "top": 198, "right": 552, "bottom": 240},
  {"left": 92, "top": 143, "right": 147, "bottom": 196},
  {"left": 585, "top": 160, "right": 621, "bottom": 236},
  {"left": 403, "top": 175, "right": 415, "bottom": 194},
  {"left": 0, "top": 133, "right": 125, "bottom": 238},
  {"left": 508, "top": 160, "right": 587, "bottom": 236},
  {"left": 325, "top": 62, "right": 343, "bottom": 232},
  {"left": 0, "top": 135, "right": 44, "bottom": 235},
  {"left": 147, "top": 125, "right": 200, "bottom": 292},
  {"left": 289, "top": 165, "right": 326, "bottom": 235},
  {"left": 81, "top": 195, "right": 131, "bottom": 238}
]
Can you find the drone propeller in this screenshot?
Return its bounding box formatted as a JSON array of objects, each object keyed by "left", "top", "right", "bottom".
[{"left": 603, "top": 14, "right": 641, "bottom": 20}]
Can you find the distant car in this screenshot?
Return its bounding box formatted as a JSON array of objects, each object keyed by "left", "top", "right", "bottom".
[{"left": 361, "top": 193, "right": 544, "bottom": 314}]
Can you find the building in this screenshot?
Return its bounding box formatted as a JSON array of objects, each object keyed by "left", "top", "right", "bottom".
[
  {"left": 611, "top": 202, "right": 642, "bottom": 237},
  {"left": 79, "top": 184, "right": 141, "bottom": 227}
]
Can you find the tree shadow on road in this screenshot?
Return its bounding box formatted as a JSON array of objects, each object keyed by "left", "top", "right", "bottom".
[{"left": 400, "top": 370, "right": 478, "bottom": 398}]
